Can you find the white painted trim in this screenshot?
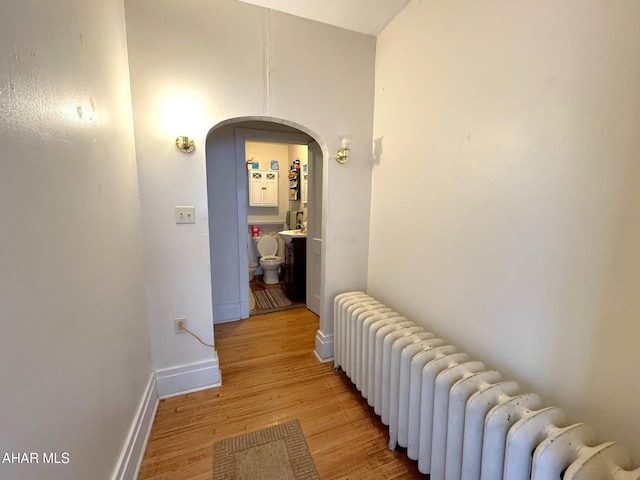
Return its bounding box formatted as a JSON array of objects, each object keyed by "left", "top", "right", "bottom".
[
  {"left": 234, "top": 130, "right": 251, "bottom": 320},
  {"left": 110, "top": 373, "right": 158, "bottom": 480},
  {"left": 313, "top": 350, "right": 334, "bottom": 364},
  {"left": 214, "top": 316, "right": 245, "bottom": 325},
  {"left": 155, "top": 358, "right": 221, "bottom": 399},
  {"left": 235, "top": 127, "right": 313, "bottom": 145},
  {"left": 314, "top": 329, "right": 334, "bottom": 362},
  {"left": 213, "top": 302, "right": 242, "bottom": 324}
]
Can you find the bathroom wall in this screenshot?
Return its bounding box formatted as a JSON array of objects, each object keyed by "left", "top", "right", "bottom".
[
  {"left": 0, "top": 1, "right": 153, "bottom": 479},
  {"left": 125, "top": 0, "right": 376, "bottom": 374},
  {"left": 246, "top": 141, "right": 290, "bottom": 223},
  {"left": 245, "top": 142, "right": 308, "bottom": 227},
  {"left": 370, "top": 0, "right": 640, "bottom": 461},
  {"left": 246, "top": 141, "right": 288, "bottom": 172}
]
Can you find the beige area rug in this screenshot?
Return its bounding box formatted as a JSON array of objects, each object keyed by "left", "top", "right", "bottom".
[
  {"left": 251, "top": 289, "right": 305, "bottom": 315},
  {"left": 212, "top": 420, "right": 320, "bottom": 480}
]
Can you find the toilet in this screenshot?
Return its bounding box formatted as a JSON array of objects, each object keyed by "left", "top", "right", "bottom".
[
  {"left": 248, "top": 262, "right": 258, "bottom": 281},
  {"left": 253, "top": 234, "right": 281, "bottom": 284}
]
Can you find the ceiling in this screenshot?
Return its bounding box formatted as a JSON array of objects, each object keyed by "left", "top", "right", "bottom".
[{"left": 235, "top": 0, "right": 411, "bottom": 36}]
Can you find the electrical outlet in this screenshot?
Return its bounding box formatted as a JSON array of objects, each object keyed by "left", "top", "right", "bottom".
[{"left": 175, "top": 317, "right": 187, "bottom": 334}]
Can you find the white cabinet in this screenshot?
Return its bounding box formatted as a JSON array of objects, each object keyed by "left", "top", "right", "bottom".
[{"left": 249, "top": 170, "right": 278, "bottom": 207}]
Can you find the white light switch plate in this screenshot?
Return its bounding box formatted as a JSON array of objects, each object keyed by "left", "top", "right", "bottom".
[{"left": 175, "top": 206, "right": 195, "bottom": 224}]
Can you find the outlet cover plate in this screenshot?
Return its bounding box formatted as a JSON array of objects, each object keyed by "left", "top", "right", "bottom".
[{"left": 175, "top": 317, "right": 187, "bottom": 334}]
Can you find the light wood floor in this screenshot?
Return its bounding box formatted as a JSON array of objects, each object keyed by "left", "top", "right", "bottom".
[{"left": 137, "top": 308, "right": 425, "bottom": 479}]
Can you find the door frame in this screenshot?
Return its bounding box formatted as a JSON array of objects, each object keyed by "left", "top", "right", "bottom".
[
  {"left": 305, "top": 142, "right": 322, "bottom": 315},
  {"left": 233, "top": 127, "right": 318, "bottom": 318}
]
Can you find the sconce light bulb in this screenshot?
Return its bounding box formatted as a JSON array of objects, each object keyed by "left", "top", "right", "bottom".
[{"left": 336, "top": 135, "right": 352, "bottom": 164}]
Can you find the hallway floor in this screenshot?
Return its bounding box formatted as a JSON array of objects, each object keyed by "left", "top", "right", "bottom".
[{"left": 137, "top": 308, "right": 424, "bottom": 479}]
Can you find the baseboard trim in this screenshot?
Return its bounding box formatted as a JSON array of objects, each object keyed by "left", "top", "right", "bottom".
[
  {"left": 314, "top": 329, "right": 334, "bottom": 362},
  {"left": 111, "top": 373, "right": 158, "bottom": 480},
  {"left": 155, "top": 357, "right": 221, "bottom": 399},
  {"left": 213, "top": 302, "right": 241, "bottom": 324}
]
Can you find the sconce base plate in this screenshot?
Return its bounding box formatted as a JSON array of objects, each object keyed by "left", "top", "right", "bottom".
[
  {"left": 176, "top": 136, "right": 195, "bottom": 153},
  {"left": 336, "top": 148, "right": 349, "bottom": 164}
]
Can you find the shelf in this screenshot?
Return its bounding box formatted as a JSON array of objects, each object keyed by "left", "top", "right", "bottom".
[{"left": 247, "top": 220, "right": 286, "bottom": 226}]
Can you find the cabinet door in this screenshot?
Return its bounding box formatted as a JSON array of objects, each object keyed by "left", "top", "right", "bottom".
[
  {"left": 284, "top": 242, "right": 294, "bottom": 296},
  {"left": 249, "top": 171, "right": 264, "bottom": 206},
  {"left": 263, "top": 171, "right": 279, "bottom": 207}
]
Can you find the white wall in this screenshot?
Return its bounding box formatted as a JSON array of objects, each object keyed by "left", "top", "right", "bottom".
[
  {"left": 0, "top": 1, "right": 153, "bottom": 479},
  {"left": 370, "top": 0, "right": 640, "bottom": 462},
  {"left": 124, "top": 0, "right": 376, "bottom": 369}
]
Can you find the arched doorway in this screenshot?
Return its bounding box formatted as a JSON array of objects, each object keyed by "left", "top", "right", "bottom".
[{"left": 205, "top": 118, "right": 324, "bottom": 324}]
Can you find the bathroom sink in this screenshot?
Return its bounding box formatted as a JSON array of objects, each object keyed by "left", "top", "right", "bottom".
[{"left": 278, "top": 229, "right": 307, "bottom": 243}]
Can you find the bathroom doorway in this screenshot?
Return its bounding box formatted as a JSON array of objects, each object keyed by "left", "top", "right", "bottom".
[
  {"left": 243, "top": 135, "right": 309, "bottom": 316},
  {"left": 206, "top": 120, "right": 323, "bottom": 324}
]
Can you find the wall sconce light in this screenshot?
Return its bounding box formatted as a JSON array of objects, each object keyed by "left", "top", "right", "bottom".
[
  {"left": 175, "top": 136, "right": 195, "bottom": 153},
  {"left": 336, "top": 136, "right": 351, "bottom": 164}
]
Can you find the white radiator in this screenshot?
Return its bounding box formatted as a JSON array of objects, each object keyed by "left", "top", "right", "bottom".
[{"left": 333, "top": 291, "right": 640, "bottom": 480}]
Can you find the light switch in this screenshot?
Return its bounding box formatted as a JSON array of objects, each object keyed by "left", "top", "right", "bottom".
[{"left": 175, "top": 206, "right": 195, "bottom": 224}]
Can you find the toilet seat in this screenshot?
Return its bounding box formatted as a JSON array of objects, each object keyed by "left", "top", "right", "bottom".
[{"left": 256, "top": 235, "right": 278, "bottom": 257}]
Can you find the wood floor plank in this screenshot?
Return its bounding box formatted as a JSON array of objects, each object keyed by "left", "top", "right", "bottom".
[{"left": 137, "top": 308, "right": 425, "bottom": 479}]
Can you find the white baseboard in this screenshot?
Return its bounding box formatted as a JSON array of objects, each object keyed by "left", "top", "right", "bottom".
[
  {"left": 109, "top": 358, "right": 222, "bottom": 479},
  {"left": 314, "top": 329, "right": 334, "bottom": 362},
  {"left": 111, "top": 373, "right": 158, "bottom": 480},
  {"left": 155, "top": 358, "right": 221, "bottom": 399},
  {"left": 213, "top": 302, "right": 241, "bottom": 324}
]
